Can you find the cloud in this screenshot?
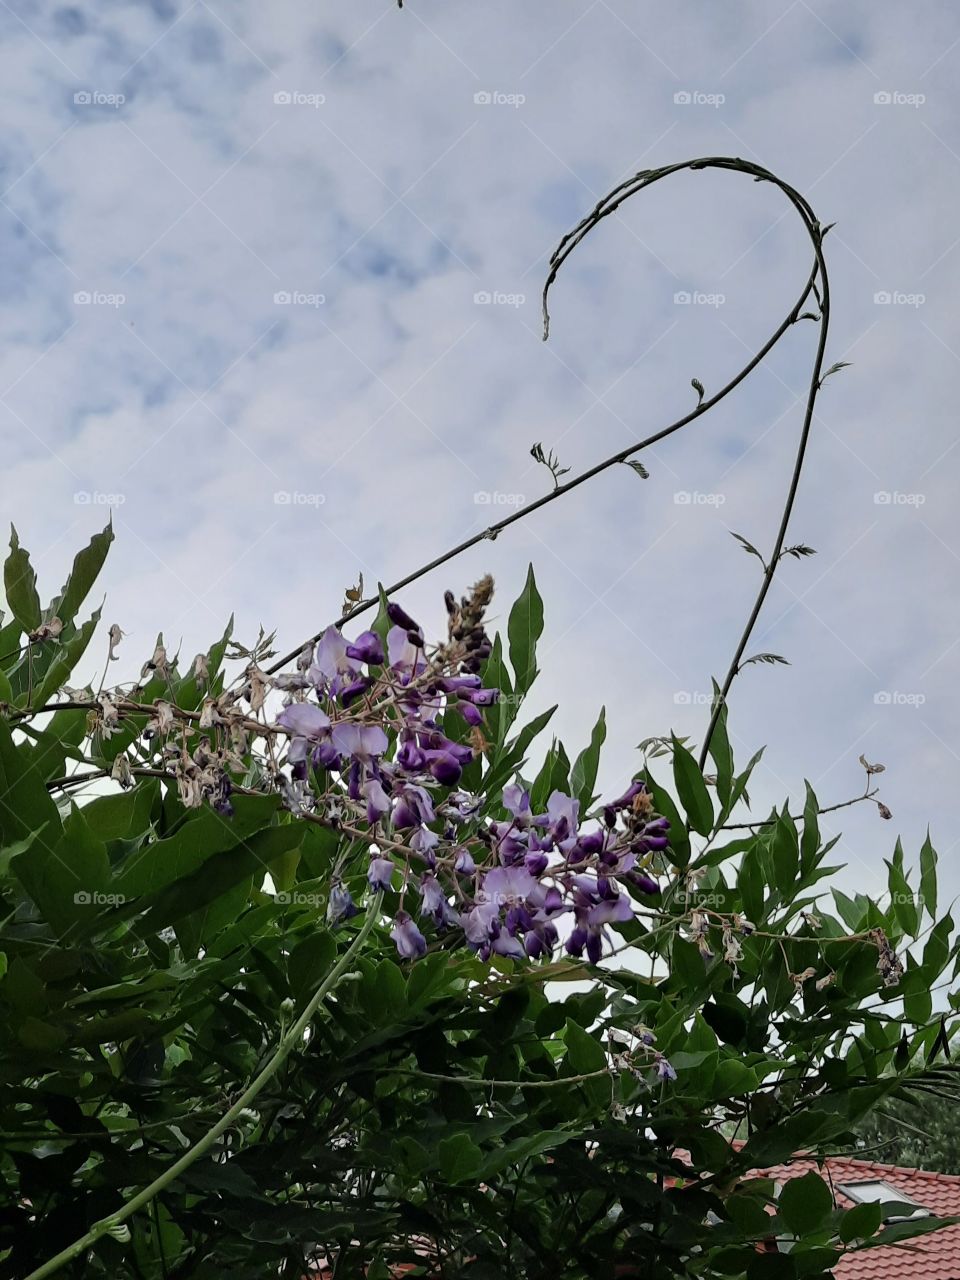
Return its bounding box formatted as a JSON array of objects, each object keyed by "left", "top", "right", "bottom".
[{"left": 1, "top": 0, "right": 959, "bottom": 895}]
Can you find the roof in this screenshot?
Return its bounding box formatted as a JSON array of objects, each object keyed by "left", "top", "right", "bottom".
[
  {"left": 760, "top": 1152, "right": 960, "bottom": 1279},
  {"left": 302, "top": 1152, "right": 960, "bottom": 1279}
]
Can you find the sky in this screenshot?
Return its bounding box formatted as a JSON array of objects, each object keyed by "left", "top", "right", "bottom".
[{"left": 2, "top": 0, "right": 959, "bottom": 909}]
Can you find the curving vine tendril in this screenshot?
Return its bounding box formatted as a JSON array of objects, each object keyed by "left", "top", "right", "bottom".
[{"left": 268, "top": 157, "right": 836, "bottom": 772}]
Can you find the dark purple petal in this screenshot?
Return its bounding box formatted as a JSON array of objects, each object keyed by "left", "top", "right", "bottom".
[
  {"left": 386, "top": 602, "right": 420, "bottom": 632},
  {"left": 345, "top": 630, "right": 385, "bottom": 665},
  {"left": 428, "top": 752, "right": 462, "bottom": 786},
  {"left": 458, "top": 700, "right": 483, "bottom": 727}
]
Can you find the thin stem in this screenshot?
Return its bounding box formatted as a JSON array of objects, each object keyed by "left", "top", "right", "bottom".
[
  {"left": 22, "top": 895, "right": 383, "bottom": 1280},
  {"left": 267, "top": 158, "right": 822, "bottom": 676},
  {"left": 720, "top": 788, "right": 878, "bottom": 830}
]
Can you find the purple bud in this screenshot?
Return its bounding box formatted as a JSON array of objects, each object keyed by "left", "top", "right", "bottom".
[
  {"left": 458, "top": 700, "right": 483, "bottom": 727},
  {"left": 429, "top": 753, "right": 462, "bottom": 786},
  {"left": 345, "top": 630, "right": 385, "bottom": 665},
  {"left": 397, "top": 741, "right": 426, "bottom": 771},
  {"left": 387, "top": 602, "right": 420, "bottom": 633},
  {"left": 340, "top": 677, "right": 371, "bottom": 707}
]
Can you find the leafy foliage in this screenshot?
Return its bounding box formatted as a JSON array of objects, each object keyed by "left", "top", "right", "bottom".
[{"left": 1, "top": 530, "right": 958, "bottom": 1280}]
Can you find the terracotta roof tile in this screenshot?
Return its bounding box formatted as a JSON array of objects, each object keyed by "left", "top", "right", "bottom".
[{"left": 754, "top": 1152, "right": 960, "bottom": 1279}]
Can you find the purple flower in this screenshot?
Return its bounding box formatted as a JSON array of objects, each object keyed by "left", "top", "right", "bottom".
[
  {"left": 491, "top": 932, "right": 527, "bottom": 960},
  {"left": 310, "top": 627, "right": 358, "bottom": 687},
  {"left": 587, "top": 894, "right": 634, "bottom": 926},
  {"left": 387, "top": 626, "right": 426, "bottom": 676},
  {"left": 345, "top": 630, "right": 385, "bottom": 665},
  {"left": 463, "top": 899, "right": 500, "bottom": 945},
  {"left": 278, "top": 703, "right": 332, "bottom": 738},
  {"left": 410, "top": 826, "right": 440, "bottom": 862},
  {"left": 547, "top": 790, "right": 580, "bottom": 842},
  {"left": 397, "top": 739, "right": 427, "bottom": 771},
  {"left": 368, "top": 857, "right": 395, "bottom": 891},
  {"left": 331, "top": 722, "right": 389, "bottom": 761},
  {"left": 427, "top": 751, "right": 462, "bottom": 786},
  {"left": 482, "top": 865, "right": 537, "bottom": 905},
  {"left": 656, "top": 1056, "right": 677, "bottom": 1082},
  {"left": 327, "top": 883, "right": 358, "bottom": 925},
  {"left": 392, "top": 784, "right": 436, "bottom": 830},
  {"left": 362, "top": 778, "right": 391, "bottom": 825},
  {"left": 339, "top": 677, "right": 371, "bottom": 707},
  {"left": 390, "top": 910, "right": 427, "bottom": 959},
  {"left": 502, "top": 783, "right": 533, "bottom": 827},
  {"left": 419, "top": 873, "right": 459, "bottom": 928},
  {"left": 627, "top": 870, "right": 660, "bottom": 896},
  {"left": 454, "top": 848, "right": 476, "bottom": 875}
]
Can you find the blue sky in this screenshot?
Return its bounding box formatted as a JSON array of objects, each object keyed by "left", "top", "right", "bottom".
[{"left": 2, "top": 0, "right": 960, "bottom": 905}]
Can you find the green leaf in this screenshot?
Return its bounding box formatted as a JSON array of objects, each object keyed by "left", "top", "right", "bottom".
[
  {"left": 112, "top": 794, "right": 280, "bottom": 898},
  {"left": 643, "top": 765, "right": 690, "bottom": 867},
  {"left": 570, "top": 706, "right": 606, "bottom": 809},
  {"left": 55, "top": 521, "right": 114, "bottom": 629},
  {"left": 800, "top": 781, "right": 820, "bottom": 874},
  {"left": 563, "top": 1018, "right": 605, "bottom": 1074},
  {"left": 738, "top": 845, "right": 764, "bottom": 923},
  {"left": 839, "top": 1200, "right": 881, "bottom": 1243},
  {"left": 919, "top": 830, "right": 938, "bottom": 921},
  {"left": 770, "top": 810, "right": 799, "bottom": 891},
  {"left": 507, "top": 563, "right": 544, "bottom": 697},
  {"left": 140, "top": 822, "right": 302, "bottom": 933},
  {"left": 0, "top": 718, "right": 63, "bottom": 849},
  {"left": 289, "top": 931, "right": 337, "bottom": 1002},
  {"left": 13, "top": 805, "right": 109, "bottom": 934},
  {"left": 707, "top": 683, "right": 734, "bottom": 810},
  {"left": 672, "top": 736, "right": 713, "bottom": 836},
  {"left": 3, "top": 526, "right": 41, "bottom": 633},
  {"left": 438, "top": 1132, "right": 483, "bottom": 1183},
  {"left": 777, "top": 1171, "right": 834, "bottom": 1236}
]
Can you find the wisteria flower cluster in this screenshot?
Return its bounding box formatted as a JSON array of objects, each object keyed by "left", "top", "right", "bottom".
[{"left": 265, "top": 578, "right": 669, "bottom": 963}]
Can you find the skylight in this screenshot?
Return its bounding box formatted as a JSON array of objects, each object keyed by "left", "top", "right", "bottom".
[{"left": 839, "top": 1181, "right": 929, "bottom": 1221}]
